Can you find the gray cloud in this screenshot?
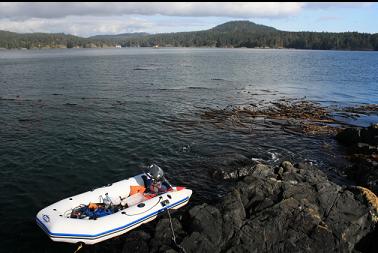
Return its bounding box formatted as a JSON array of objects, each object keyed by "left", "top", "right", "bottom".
[
  {"left": 0, "top": 2, "right": 372, "bottom": 20},
  {"left": 0, "top": 16, "right": 154, "bottom": 37},
  {"left": 0, "top": 2, "right": 371, "bottom": 20},
  {"left": 0, "top": 2, "right": 373, "bottom": 36},
  {"left": 304, "top": 2, "right": 372, "bottom": 9},
  {"left": 0, "top": 2, "right": 305, "bottom": 20}
]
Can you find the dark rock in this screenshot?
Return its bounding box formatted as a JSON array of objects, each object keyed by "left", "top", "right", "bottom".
[
  {"left": 296, "top": 161, "right": 314, "bottom": 170},
  {"left": 239, "top": 175, "right": 282, "bottom": 217},
  {"left": 325, "top": 188, "right": 376, "bottom": 251},
  {"left": 336, "top": 127, "right": 361, "bottom": 145},
  {"left": 164, "top": 250, "right": 178, "bottom": 253},
  {"left": 150, "top": 217, "right": 185, "bottom": 253},
  {"left": 356, "top": 142, "right": 378, "bottom": 154},
  {"left": 122, "top": 231, "right": 150, "bottom": 253},
  {"left": 212, "top": 165, "right": 255, "bottom": 180},
  {"left": 281, "top": 160, "right": 295, "bottom": 173},
  {"left": 239, "top": 164, "right": 374, "bottom": 252},
  {"left": 336, "top": 126, "right": 378, "bottom": 195},
  {"left": 123, "top": 161, "right": 378, "bottom": 253},
  {"left": 235, "top": 197, "right": 328, "bottom": 252},
  {"left": 180, "top": 231, "right": 219, "bottom": 253},
  {"left": 280, "top": 171, "right": 303, "bottom": 183},
  {"left": 220, "top": 189, "right": 246, "bottom": 241},
  {"left": 346, "top": 158, "right": 378, "bottom": 195},
  {"left": 190, "top": 162, "right": 376, "bottom": 252},
  {"left": 361, "top": 125, "right": 378, "bottom": 145},
  {"left": 217, "top": 153, "right": 250, "bottom": 167},
  {"left": 275, "top": 166, "right": 284, "bottom": 177},
  {"left": 354, "top": 226, "right": 378, "bottom": 253},
  {"left": 211, "top": 154, "right": 256, "bottom": 180},
  {"left": 251, "top": 163, "right": 275, "bottom": 178},
  {"left": 337, "top": 125, "right": 378, "bottom": 146},
  {"left": 188, "top": 204, "right": 222, "bottom": 246}
]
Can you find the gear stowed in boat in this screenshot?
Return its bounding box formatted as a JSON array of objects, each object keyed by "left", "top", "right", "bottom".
[{"left": 36, "top": 164, "right": 192, "bottom": 245}]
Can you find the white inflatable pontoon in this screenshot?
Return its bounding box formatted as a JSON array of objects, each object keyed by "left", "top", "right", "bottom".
[{"left": 36, "top": 171, "right": 192, "bottom": 245}]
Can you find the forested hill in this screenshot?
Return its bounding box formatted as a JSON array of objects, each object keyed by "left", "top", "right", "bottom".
[
  {"left": 0, "top": 30, "right": 114, "bottom": 49},
  {"left": 1, "top": 21, "right": 377, "bottom": 50},
  {"left": 120, "top": 21, "right": 378, "bottom": 50}
]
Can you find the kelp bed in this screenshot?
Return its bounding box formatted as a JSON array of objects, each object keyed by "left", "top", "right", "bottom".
[
  {"left": 199, "top": 99, "right": 378, "bottom": 136},
  {"left": 344, "top": 104, "right": 378, "bottom": 115}
]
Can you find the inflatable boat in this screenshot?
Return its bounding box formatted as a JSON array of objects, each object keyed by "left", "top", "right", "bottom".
[{"left": 36, "top": 165, "right": 192, "bottom": 245}]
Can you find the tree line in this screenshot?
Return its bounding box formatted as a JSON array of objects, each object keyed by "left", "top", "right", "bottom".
[
  {"left": 1, "top": 21, "right": 377, "bottom": 50},
  {"left": 120, "top": 29, "right": 378, "bottom": 51},
  {"left": 0, "top": 31, "right": 115, "bottom": 49}
]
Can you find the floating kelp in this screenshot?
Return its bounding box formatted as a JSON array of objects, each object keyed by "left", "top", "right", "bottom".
[
  {"left": 200, "top": 99, "right": 338, "bottom": 135},
  {"left": 299, "top": 122, "right": 341, "bottom": 135},
  {"left": 344, "top": 104, "right": 378, "bottom": 115},
  {"left": 200, "top": 98, "right": 378, "bottom": 136}
]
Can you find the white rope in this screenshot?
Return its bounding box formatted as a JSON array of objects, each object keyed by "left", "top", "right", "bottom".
[
  {"left": 73, "top": 243, "right": 83, "bottom": 253},
  {"left": 166, "top": 208, "right": 187, "bottom": 253}
]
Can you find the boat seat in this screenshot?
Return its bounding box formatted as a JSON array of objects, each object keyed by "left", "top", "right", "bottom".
[
  {"left": 104, "top": 180, "right": 131, "bottom": 205},
  {"left": 141, "top": 175, "right": 152, "bottom": 192}
]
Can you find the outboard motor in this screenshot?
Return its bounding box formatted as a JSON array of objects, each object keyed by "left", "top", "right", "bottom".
[
  {"left": 144, "top": 164, "right": 173, "bottom": 193},
  {"left": 146, "top": 164, "right": 165, "bottom": 182}
]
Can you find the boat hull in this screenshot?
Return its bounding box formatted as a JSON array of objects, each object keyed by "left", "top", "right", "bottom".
[{"left": 36, "top": 174, "right": 192, "bottom": 244}]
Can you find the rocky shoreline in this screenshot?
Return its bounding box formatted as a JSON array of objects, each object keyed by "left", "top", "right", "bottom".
[
  {"left": 57, "top": 99, "right": 378, "bottom": 253},
  {"left": 78, "top": 105, "right": 378, "bottom": 253},
  {"left": 101, "top": 160, "right": 378, "bottom": 253}
]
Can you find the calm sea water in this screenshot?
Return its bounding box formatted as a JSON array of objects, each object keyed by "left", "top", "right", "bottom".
[{"left": 1, "top": 48, "right": 377, "bottom": 252}]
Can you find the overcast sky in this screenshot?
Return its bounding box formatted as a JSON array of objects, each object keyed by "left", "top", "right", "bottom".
[{"left": 0, "top": 2, "right": 377, "bottom": 37}]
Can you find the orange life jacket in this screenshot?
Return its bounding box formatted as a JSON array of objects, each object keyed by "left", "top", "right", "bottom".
[
  {"left": 88, "top": 202, "right": 98, "bottom": 209},
  {"left": 130, "top": 185, "right": 146, "bottom": 196}
]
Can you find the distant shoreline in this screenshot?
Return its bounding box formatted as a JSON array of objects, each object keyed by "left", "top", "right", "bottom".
[
  {"left": 1, "top": 21, "right": 377, "bottom": 52},
  {"left": 0, "top": 47, "right": 376, "bottom": 53}
]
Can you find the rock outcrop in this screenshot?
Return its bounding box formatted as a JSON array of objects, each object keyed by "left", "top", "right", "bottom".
[
  {"left": 121, "top": 161, "right": 378, "bottom": 253},
  {"left": 336, "top": 124, "right": 378, "bottom": 195}
]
